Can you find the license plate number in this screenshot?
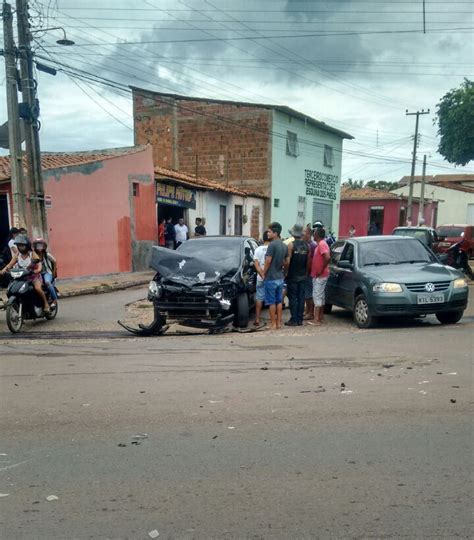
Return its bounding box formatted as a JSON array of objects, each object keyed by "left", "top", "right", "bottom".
[{"left": 417, "top": 293, "right": 444, "bottom": 304}]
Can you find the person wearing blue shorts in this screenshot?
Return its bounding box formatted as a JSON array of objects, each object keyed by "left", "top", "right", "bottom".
[
  {"left": 253, "top": 231, "right": 271, "bottom": 326},
  {"left": 263, "top": 222, "right": 289, "bottom": 330}
]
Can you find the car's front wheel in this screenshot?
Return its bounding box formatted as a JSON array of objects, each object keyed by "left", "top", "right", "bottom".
[
  {"left": 234, "top": 293, "right": 250, "bottom": 328},
  {"left": 435, "top": 310, "right": 464, "bottom": 325},
  {"left": 353, "top": 294, "right": 377, "bottom": 329}
]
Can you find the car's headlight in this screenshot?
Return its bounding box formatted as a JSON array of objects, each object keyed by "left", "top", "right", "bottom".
[
  {"left": 212, "top": 290, "right": 223, "bottom": 300},
  {"left": 148, "top": 281, "right": 162, "bottom": 298},
  {"left": 453, "top": 278, "right": 468, "bottom": 289},
  {"left": 373, "top": 282, "right": 403, "bottom": 293}
]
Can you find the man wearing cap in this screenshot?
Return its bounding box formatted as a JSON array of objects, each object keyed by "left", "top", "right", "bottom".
[{"left": 285, "top": 224, "right": 311, "bottom": 326}]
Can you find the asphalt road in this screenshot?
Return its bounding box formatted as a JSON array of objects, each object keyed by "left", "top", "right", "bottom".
[{"left": 1, "top": 288, "right": 473, "bottom": 539}]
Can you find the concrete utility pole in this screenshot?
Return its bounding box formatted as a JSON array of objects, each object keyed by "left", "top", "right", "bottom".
[
  {"left": 418, "top": 154, "right": 427, "bottom": 224},
  {"left": 406, "top": 108, "right": 430, "bottom": 224},
  {"left": 2, "top": 1, "right": 27, "bottom": 228},
  {"left": 16, "top": 0, "right": 47, "bottom": 240}
]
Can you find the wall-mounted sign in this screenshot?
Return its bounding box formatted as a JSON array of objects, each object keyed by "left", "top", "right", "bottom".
[
  {"left": 304, "top": 169, "right": 338, "bottom": 201},
  {"left": 156, "top": 181, "right": 196, "bottom": 209},
  {"left": 45, "top": 195, "right": 52, "bottom": 210}
]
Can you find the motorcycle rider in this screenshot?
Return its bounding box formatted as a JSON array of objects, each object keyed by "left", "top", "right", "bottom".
[
  {"left": 32, "top": 238, "right": 58, "bottom": 305},
  {"left": 0, "top": 234, "right": 50, "bottom": 313}
]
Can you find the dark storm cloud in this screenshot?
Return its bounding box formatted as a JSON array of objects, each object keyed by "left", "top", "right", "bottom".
[{"left": 97, "top": 0, "right": 375, "bottom": 94}]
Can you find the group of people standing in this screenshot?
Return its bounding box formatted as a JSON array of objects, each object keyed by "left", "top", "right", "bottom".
[
  {"left": 158, "top": 217, "right": 207, "bottom": 250},
  {"left": 253, "top": 221, "right": 330, "bottom": 330},
  {"left": 0, "top": 227, "right": 57, "bottom": 312}
]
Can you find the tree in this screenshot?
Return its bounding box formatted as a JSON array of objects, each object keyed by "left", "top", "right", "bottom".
[
  {"left": 435, "top": 79, "right": 474, "bottom": 166},
  {"left": 365, "top": 180, "right": 399, "bottom": 191},
  {"left": 343, "top": 178, "right": 364, "bottom": 189}
]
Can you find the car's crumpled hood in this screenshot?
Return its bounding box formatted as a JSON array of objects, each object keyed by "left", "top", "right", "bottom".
[
  {"left": 150, "top": 246, "right": 237, "bottom": 287},
  {"left": 363, "top": 262, "right": 462, "bottom": 283}
]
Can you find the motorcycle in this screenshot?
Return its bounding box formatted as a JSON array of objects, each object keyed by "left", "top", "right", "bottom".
[
  {"left": 440, "top": 240, "right": 473, "bottom": 280},
  {"left": 5, "top": 268, "right": 58, "bottom": 333}
]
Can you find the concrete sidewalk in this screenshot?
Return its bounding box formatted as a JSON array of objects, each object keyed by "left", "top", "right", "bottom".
[{"left": 0, "top": 271, "right": 153, "bottom": 308}]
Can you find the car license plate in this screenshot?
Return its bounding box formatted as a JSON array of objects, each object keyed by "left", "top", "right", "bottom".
[{"left": 417, "top": 293, "right": 444, "bottom": 304}]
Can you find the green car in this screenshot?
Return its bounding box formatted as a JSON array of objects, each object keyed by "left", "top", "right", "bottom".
[{"left": 325, "top": 236, "right": 469, "bottom": 328}]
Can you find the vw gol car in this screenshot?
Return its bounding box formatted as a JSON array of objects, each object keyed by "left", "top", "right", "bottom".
[
  {"left": 325, "top": 236, "right": 469, "bottom": 328},
  {"left": 146, "top": 236, "right": 258, "bottom": 332}
]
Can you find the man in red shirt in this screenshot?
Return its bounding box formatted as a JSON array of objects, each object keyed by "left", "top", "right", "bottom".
[{"left": 309, "top": 227, "right": 331, "bottom": 326}]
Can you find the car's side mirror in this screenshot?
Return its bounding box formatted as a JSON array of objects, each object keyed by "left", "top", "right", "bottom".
[{"left": 338, "top": 260, "right": 353, "bottom": 270}]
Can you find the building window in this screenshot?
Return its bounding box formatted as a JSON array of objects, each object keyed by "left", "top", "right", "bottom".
[
  {"left": 132, "top": 182, "right": 140, "bottom": 197},
  {"left": 286, "top": 131, "right": 299, "bottom": 157},
  {"left": 274, "top": 198, "right": 280, "bottom": 208},
  {"left": 324, "top": 145, "right": 334, "bottom": 168}
]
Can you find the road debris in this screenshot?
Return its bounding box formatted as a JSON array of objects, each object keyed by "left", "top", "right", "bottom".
[
  {"left": 447, "top": 372, "right": 457, "bottom": 376},
  {"left": 0, "top": 493, "right": 9, "bottom": 498},
  {"left": 212, "top": 435, "right": 218, "bottom": 440},
  {"left": 117, "top": 443, "right": 127, "bottom": 448},
  {"left": 228, "top": 426, "right": 235, "bottom": 430},
  {"left": 132, "top": 433, "right": 148, "bottom": 440},
  {"left": 46, "top": 495, "right": 59, "bottom": 502},
  {"left": 300, "top": 387, "right": 326, "bottom": 394},
  {"left": 208, "top": 400, "right": 223, "bottom": 404},
  {"left": 383, "top": 364, "right": 394, "bottom": 369},
  {"left": 148, "top": 530, "right": 160, "bottom": 538},
  {"left": 341, "top": 390, "right": 353, "bottom": 395},
  {"left": 419, "top": 390, "right": 427, "bottom": 395},
  {"left": 260, "top": 367, "right": 268, "bottom": 371},
  {"left": 450, "top": 399, "right": 457, "bottom": 403}
]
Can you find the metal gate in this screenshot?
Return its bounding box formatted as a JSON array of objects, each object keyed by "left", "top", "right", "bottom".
[{"left": 312, "top": 198, "right": 333, "bottom": 229}]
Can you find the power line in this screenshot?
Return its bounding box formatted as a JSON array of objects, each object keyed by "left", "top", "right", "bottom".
[
  {"left": 41, "top": 26, "right": 474, "bottom": 47},
  {"left": 33, "top": 53, "right": 474, "bottom": 173}
]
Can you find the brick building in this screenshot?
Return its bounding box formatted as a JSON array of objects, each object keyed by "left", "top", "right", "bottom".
[{"left": 132, "top": 88, "right": 353, "bottom": 235}]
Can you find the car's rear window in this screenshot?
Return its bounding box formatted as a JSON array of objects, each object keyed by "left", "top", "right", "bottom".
[
  {"left": 393, "top": 229, "right": 429, "bottom": 243},
  {"left": 359, "top": 240, "right": 434, "bottom": 266},
  {"left": 436, "top": 227, "right": 465, "bottom": 237}
]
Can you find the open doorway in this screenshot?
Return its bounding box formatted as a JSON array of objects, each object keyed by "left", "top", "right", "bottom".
[
  {"left": 157, "top": 203, "right": 186, "bottom": 228},
  {"left": 368, "top": 206, "right": 384, "bottom": 235}
]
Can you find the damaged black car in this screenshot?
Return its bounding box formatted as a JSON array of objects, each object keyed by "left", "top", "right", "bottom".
[{"left": 143, "top": 236, "right": 258, "bottom": 334}]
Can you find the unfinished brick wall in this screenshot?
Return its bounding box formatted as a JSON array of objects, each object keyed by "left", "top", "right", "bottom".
[{"left": 133, "top": 91, "right": 272, "bottom": 197}]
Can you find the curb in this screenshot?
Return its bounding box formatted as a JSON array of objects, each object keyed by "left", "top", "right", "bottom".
[{"left": 59, "top": 279, "right": 150, "bottom": 299}]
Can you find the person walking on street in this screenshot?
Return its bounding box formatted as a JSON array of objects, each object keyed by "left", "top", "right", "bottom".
[
  {"left": 309, "top": 227, "right": 331, "bottom": 326},
  {"left": 194, "top": 218, "right": 207, "bottom": 237},
  {"left": 174, "top": 217, "right": 189, "bottom": 248},
  {"left": 285, "top": 224, "right": 311, "bottom": 326},
  {"left": 158, "top": 218, "right": 166, "bottom": 247},
  {"left": 253, "top": 230, "right": 271, "bottom": 327},
  {"left": 263, "top": 222, "right": 288, "bottom": 330},
  {"left": 165, "top": 217, "right": 176, "bottom": 249}
]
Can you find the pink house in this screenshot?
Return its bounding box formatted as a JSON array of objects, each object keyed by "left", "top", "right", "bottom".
[
  {"left": 0, "top": 146, "right": 157, "bottom": 278},
  {"left": 339, "top": 186, "right": 439, "bottom": 239}
]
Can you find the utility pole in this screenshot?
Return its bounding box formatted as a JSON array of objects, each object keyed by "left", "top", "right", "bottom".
[
  {"left": 16, "top": 0, "right": 47, "bottom": 240},
  {"left": 406, "top": 108, "right": 429, "bottom": 224},
  {"left": 2, "top": 1, "right": 27, "bottom": 228},
  {"left": 418, "top": 154, "right": 427, "bottom": 224},
  {"left": 423, "top": 0, "right": 426, "bottom": 34}
]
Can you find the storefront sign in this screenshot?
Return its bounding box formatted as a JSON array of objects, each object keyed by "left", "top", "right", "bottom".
[
  {"left": 156, "top": 181, "right": 196, "bottom": 209},
  {"left": 304, "top": 170, "right": 338, "bottom": 201}
]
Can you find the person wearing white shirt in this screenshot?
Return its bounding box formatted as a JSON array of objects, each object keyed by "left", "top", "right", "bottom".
[
  {"left": 174, "top": 218, "right": 189, "bottom": 248},
  {"left": 253, "top": 231, "right": 271, "bottom": 327}
]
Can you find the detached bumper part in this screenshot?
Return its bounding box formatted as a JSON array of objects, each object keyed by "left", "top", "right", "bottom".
[{"left": 118, "top": 305, "right": 168, "bottom": 336}]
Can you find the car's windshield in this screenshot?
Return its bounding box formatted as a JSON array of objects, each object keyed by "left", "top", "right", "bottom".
[
  {"left": 393, "top": 229, "right": 429, "bottom": 244},
  {"left": 436, "top": 226, "right": 465, "bottom": 237},
  {"left": 177, "top": 239, "right": 241, "bottom": 269},
  {"left": 359, "top": 240, "right": 434, "bottom": 266}
]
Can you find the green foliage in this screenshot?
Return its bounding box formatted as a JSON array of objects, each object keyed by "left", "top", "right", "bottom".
[
  {"left": 365, "top": 180, "right": 399, "bottom": 191},
  {"left": 435, "top": 79, "right": 474, "bottom": 166},
  {"left": 343, "top": 178, "right": 364, "bottom": 189}
]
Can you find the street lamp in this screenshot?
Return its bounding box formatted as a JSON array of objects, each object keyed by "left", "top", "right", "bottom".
[{"left": 30, "top": 26, "right": 75, "bottom": 46}]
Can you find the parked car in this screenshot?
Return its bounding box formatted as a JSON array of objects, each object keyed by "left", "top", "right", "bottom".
[
  {"left": 391, "top": 226, "right": 438, "bottom": 250},
  {"left": 146, "top": 236, "right": 258, "bottom": 333},
  {"left": 435, "top": 224, "right": 474, "bottom": 258},
  {"left": 325, "top": 236, "right": 469, "bottom": 328}
]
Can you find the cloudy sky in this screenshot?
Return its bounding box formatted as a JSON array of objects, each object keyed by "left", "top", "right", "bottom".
[{"left": 1, "top": 0, "right": 473, "bottom": 181}]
